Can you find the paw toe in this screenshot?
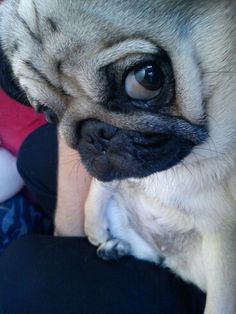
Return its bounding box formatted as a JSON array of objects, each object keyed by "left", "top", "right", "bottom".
[{"left": 97, "top": 239, "right": 131, "bottom": 261}]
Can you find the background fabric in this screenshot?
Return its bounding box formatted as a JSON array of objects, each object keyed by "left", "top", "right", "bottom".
[
  {"left": 0, "top": 194, "right": 51, "bottom": 253},
  {"left": 0, "top": 89, "right": 46, "bottom": 155}
]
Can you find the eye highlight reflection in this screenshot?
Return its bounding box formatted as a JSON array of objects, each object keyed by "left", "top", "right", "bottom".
[{"left": 125, "top": 64, "right": 164, "bottom": 100}]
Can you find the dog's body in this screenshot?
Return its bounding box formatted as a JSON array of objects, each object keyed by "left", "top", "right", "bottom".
[
  {"left": 1, "top": 0, "right": 236, "bottom": 313},
  {"left": 85, "top": 177, "right": 205, "bottom": 287}
]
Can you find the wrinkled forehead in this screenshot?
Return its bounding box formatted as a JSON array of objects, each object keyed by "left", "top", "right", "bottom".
[
  {"left": 1, "top": 0, "right": 228, "bottom": 65},
  {"left": 31, "top": 0, "right": 178, "bottom": 37},
  {"left": 2, "top": 0, "right": 189, "bottom": 56}
]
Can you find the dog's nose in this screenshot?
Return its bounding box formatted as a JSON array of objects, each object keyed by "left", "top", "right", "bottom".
[{"left": 78, "top": 119, "right": 118, "bottom": 152}]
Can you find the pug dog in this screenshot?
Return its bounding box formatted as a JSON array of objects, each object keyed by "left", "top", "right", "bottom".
[{"left": 1, "top": 0, "right": 236, "bottom": 313}]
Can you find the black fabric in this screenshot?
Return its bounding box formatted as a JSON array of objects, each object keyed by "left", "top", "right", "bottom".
[
  {"left": 17, "top": 123, "right": 58, "bottom": 219},
  {"left": 0, "top": 123, "right": 206, "bottom": 314},
  {"left": 0, "top": 235, "right": 206, "bottom": 314}
]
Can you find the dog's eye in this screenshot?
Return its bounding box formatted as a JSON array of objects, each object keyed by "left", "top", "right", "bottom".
[
  {"left": 125, "top": 64, "right": 163, "bottom": 100},
  {"left": 35, "top": 103, "right": 58, "bottom": 124},
  {"left": 43, "top": 106, "right": 59, "bottom": 124}
]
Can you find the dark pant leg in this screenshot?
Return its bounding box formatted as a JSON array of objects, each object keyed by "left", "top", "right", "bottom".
[
  {"left": 0, "top": 235, "right": 206, "bottom": 314},
  {"left": 17, "top": 124, "right": 58, "bottom": 220}
]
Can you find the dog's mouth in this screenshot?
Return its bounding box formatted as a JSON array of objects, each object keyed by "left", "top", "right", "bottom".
[{"left": 76, "top": 118, "right": 208, "bottom": 182}]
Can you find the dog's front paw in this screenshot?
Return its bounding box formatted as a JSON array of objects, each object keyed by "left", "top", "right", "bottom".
[
  {"left": 85, "top": 219, "right": 109, "bottom": 246},
  {"left": 97, "top": 239, "right": 131, "bottom": 260}
]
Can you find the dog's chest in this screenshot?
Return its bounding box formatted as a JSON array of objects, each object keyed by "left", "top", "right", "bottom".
[{"left": 112, "top": 182, "right": 199, "bottom": 257}]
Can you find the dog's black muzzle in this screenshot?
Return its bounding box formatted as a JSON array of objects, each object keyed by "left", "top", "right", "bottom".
[{"left": 76, "top": 119, "right": 205, "bottom": 182}]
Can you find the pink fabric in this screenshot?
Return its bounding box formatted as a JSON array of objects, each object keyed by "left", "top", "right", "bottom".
[{"left": 0, "top": 90, "right": 46, "bottom": 155}]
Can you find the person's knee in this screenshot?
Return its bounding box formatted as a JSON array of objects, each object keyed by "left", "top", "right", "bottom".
[
  {"left": 17, "top": 124, "right": 58, "bottom": 216},
  {"left": 17, "top": 124, "right": 58, "bottom": 186}
]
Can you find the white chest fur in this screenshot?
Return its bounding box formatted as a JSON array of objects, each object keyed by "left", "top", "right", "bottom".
[
  {"left": 102, "top": 179, "right": 204, "bottom": 287},
  {"left": 85, "top": 161, "right": 236, "bottom": 294}
]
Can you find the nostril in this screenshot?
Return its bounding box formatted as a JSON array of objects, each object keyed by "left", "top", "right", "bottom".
[
  {"left": 76, "top": 119, "right": 118, "bottom": 149},
  {"left": 76, "top": 120, "right": 95, "bottom": 141},
  {"left": 98, "top": 126, "right": 118, "bottom": 141}
]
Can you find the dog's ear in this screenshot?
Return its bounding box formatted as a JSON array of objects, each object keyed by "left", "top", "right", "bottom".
[{"left": 0, "top": 41, "right": 30, "bottom": 106}]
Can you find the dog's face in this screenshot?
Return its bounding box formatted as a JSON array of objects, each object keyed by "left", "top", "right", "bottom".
[{"left": 1, "top": 0, "right": 235, "bottom": 182}]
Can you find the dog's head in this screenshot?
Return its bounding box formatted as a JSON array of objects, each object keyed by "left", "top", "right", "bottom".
[{"left": 1, "top": 0, "right": 235, "bottom": 182}]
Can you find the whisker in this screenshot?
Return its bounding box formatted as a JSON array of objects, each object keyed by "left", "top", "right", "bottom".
[
  {"left": 194, "top": 146, "right": 227, "bottom": 158},
  {"left": 180, "top": 160, "right": 193, "bottom": 176},
  {"left": 204, "top": 71, "right": 236, "bottom": 75}
]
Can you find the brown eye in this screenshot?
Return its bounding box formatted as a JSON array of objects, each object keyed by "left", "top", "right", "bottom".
[{"left": 125, "top": 64, "right": 163, "bottom": 100}]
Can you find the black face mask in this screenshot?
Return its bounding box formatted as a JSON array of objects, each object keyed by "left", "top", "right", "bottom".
[{"left": 0, "top": 41, "right": 30, "bottom": 106}]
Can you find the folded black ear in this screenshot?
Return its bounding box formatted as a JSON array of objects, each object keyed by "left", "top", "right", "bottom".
[{"left": 0, "top": 41, "right": 30, "bottom": 106}]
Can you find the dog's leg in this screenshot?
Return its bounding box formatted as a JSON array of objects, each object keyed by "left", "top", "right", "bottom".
[
  {"left": 95, "top": 197, "right": 132, "bottom": 260},
  {"left": 95, "top": 197, "right": 159, "bottom": 263},
  {"left": 84, "top": 179, "right": 113, "bottom": 246},
  {"left": 85, "top": 182, "right": 135, "bottom": 261},
  {"left": 203, "top": 231, "right": 236, "bottom": 314}
]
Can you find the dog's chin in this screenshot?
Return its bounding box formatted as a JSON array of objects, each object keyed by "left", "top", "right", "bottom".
[{"left": 76, "top": 121, "right": 195, "bottom": 182}]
